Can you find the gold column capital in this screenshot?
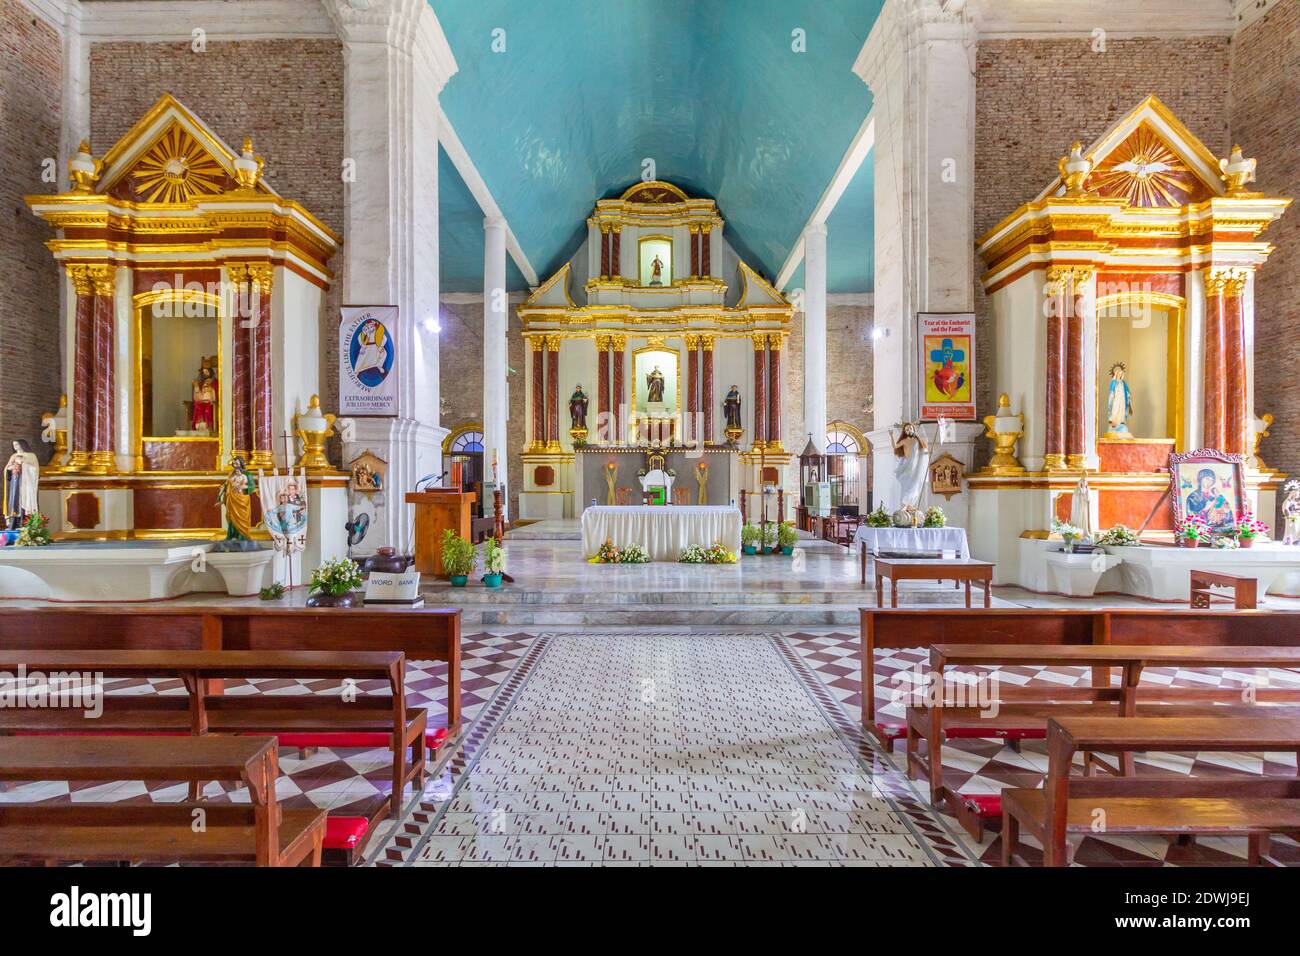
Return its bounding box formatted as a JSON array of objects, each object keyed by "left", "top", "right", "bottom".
[
  {"left": 751, "top": 332, "right": 768, "bottom": 351},
  {"left": 611, "top": 222, "right": 622, "bottom": 233},
  {"left": 1069, "top": 265, "right": 1096, "bottom": 285},
  {"left": 246, "top": 262, "right": 274, "bottom": 293},
  {"left": 700, "top": 334, "right": 715, "bottom": 351},
  {"left": 595, "top": 333, "right": 612, "bottom": 351},
  {"left": 1205, "top": 268, "right": 1231, "bottom": 296},
  {"left": 1044, "top": 266, "right": 1071, "bottom": 296},
  {"left": 545, "top": 334, "right": 562, "bottom": 352},
  {"left": 767, "top": 332, "right": 783, "bottom": 350},
  {"left": 66, "top": 263, "right": 94, "bottom": 297},
  {"left": 529, "top": 335, "right": 545, "bottom": 352},
  {"left": 684, "top": 333, "right": 700, "bottom": 349},
  {"left": 609, "top": 334, "right": 627, "bottom": 351},
  {"left": 599, "top": 222, "right": 611, "bottom": 234}
]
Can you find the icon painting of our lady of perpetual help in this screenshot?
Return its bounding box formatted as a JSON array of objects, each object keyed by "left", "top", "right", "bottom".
[{"left": 1171, "top": 451, "right": 1244, "bottom": 534}]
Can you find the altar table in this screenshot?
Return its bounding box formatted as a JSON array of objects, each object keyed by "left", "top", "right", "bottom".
[
  {"left": 581, "top": 505, "right": 742, "bottom": 562},
  {"left": 855, "top": 526, "right": 971, "bottom": 583}
]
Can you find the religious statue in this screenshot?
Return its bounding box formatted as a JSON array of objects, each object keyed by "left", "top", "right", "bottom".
[
  {"left": 891, "top": 422, "right": 930, "bottom": 511},
  {"left": 723, "top": 385, "right": 743, "bottom": 443},
  {"left": 1283, "top": 480, "right": 1300, "bottom": 546},
  {"left": 646, "top": 366, "right": 665, "bottom": 404},
  {"left": 569, "top": 384, "right": 589, "bottom": 438},
  {"left": 1105, "top": 363, "right": 1132, "bottom": 438},
  {"left": 4, "top": 440, "right": 39, "bottom": 531},
  {"left": 217, "top": 456, "right": 259, "bottom": 542},
  {"left": 649, "top": 254, "right": 665, "bottom": 286},
  {"left": 1070, "top": 471, "right": 1092, "bottom": 539},
  {"left": 190, "top": 358, "right": 218, "bottom": 434}
]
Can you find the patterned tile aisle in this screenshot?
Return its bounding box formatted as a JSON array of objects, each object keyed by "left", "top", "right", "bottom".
[
  {"left": 380, "top": 631, "right": 968, "bottom": 866},
  {"left": 783, "top": 630, "right": 1300, "bottom": 866}
]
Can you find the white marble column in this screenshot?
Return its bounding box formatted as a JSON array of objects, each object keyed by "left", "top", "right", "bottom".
[
  {"left": 482, "top": 215, "right": 508, "bottom": 517},
  {"left": 327, "top": 0, "right": 458, "bottom": 554},
  {"left": 854, "top": 0, "right": 976, "bottom": 506},
  {"left": 802, "top": 222, "right": 828, "bottom": 453}
]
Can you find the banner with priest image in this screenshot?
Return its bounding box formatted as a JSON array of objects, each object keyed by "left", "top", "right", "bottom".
[
  {"left": 339, "top": 305, "right": 399, "bottom": 416},
  {"left": 918, "top": 312, "right": 976, "bottom": 420},
  {"left": 258, "top": 466, "right": 309, "bottom": 557}
]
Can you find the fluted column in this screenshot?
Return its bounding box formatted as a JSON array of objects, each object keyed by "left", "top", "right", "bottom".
[
  {"left": 599, "top": 224, "right": 610, "bottom": 279},
  {"left": 1222, "top": 271, "right": 1249, "bottom": 456},
  {"left": 482, "top": 216, "right": 508, "bottom": 491},
  {"left": 689, "top": 225, "right": 700, "bottom": 278},
  {"left": 701, "top": 223, "right": 712, "bottom": 276},
  {"left": 529, "top": 337, "right": 545, "bottom": 451},
  {"left": 702, "top": 335, "right": 715, "bottom": 444},
  {"left": 611, "top": 335, "right": 625, "bottom": 444},
  {"left": 1203, "top": 270, "right": 1228, "bottom": 451},
  {"left": 247, "top": 263, "right": 274, "bottom": 469},
  {"left": 610, "top": 225, "right": 621, "bottom": 279},
  {"left": 1043, "top": 267, "right": 1069, "bottom": 471},
  {"left": 753, "top": 334, "right": 768, "bottom": 447},
  {"left": 67, "top": 265, "right": 96, "bottom": 470},
  {"left": 767, "top": 333, "right": 783, "bottom": 450},
  {"left": 1065, "top": 267, "right": 1092, "bottom": 469},
  {"left": 545, "top": 334, "right": 560, "bottom": 451},
  {"left": 89, "top": 266, "right": 116, "bottom": 473}
]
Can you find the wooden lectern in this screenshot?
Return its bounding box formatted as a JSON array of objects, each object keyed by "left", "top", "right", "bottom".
[{"left": 406, "top": 490, "right": 476, "bottom": 578}]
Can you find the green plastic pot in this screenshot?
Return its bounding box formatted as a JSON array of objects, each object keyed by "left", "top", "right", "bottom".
[
  {"left": 742, "top": 545, "right": 757, "bottom": 555},
  {"left": 450, "top": 574, "right": 468, "bottom": 587},
  {"left": 482, "top": 572, "right": 503, "bottom": 588}
]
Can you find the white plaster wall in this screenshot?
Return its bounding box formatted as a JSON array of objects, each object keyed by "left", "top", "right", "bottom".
[{"left": 275, "top": 269, "right": 324, "bottom": 464}]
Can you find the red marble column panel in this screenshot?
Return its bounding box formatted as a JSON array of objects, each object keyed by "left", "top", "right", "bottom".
[
  {"left": 230, "top": 266, "right": 252, "bottom": 456},
  {"left": 612, "top": 339, "right": 625, "bottom": 443},
  {"left": 690, "top": 229, "right": 700, "bottom": 278},
  {"left": 546, "top": 337, "right": 560, "bottom": 447},
  {"left": 250, "top": 266, "right": 274, "bottom": 464},
  {"left": 701, "top": 226, "right": 712, "bottom": 276},
  {"left": 610, "top": 229, "right": 621, "bottom": 278},
  {"left": 702, "top": 339, "right": 714, "bottom": 443},
  {"left": 599, "top": 228, "right": 610, "bottom": 279},
  {"left": 1223, "top": 274, "right": 1248, "bottom": 455},
  {"left": 1043, "top": 271, "right": 1067, "bottom": 468},
  {"left": 753, "top": 337, "right": 767, "bottom": 445},
  {"left": 1065, "top": 279, "right": 1089, "bottom": 464},
  {"left": 530, "top": 340, "right": 545, "bottom": 448},
  {"left": 767, "top": 335, "right": 782, "bottom": 447},
  {"left": 597, "top": 339, "right": 610, "bottom": 440},
  {"left": 91, "top": 290, "right": 115, "bottom": 457},
  {"left": 70, "top": 273, "right": 96, "bottom": 460},
  {"left": 1203, "top": 272, "right": 1226, "bottom": 451},
  {"left": 686, "top": 338, "right": 699, "bottom": 443}
]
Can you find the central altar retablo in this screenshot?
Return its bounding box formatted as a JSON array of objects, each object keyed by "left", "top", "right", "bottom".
[{"left": 516, "top": 180, "right": 794, "bottom": 520}]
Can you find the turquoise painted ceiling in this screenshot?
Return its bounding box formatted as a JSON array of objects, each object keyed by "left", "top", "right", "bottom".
[
  {"left": 439, "top": 146, "right": 528, "bottom": 293},
  {"left": 433, "top": 0, "right": 881, "bottom": 292},
  {"left": 787, "top": 150, "right": 875, "bottom": 294}
]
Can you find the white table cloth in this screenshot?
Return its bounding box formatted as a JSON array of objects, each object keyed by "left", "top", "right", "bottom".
[
  {"left": 581, "top": 505, "right": 743, "bottom": 562},
  {"left": 854, "top": 525, "right": 970, "bottom": 560}
]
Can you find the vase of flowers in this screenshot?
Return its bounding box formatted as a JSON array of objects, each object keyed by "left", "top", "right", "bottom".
[
  {"left": 14, "top": 512, "right": 52, "bottom": 548},
  {"left": 1051, "top": 518, "right": 1083, "bottom": 553},
  {"left": 1236, "top": 510, "right": 1269, "bottom": 549},
  {"left": 922, "top": 506, "right": 947, "bottom": 529},
  {"left": 306, "top": 557, "right": 365, "bottom": 607},
  {"left": 440, "top": 528, "right": 477, "bottom": 585},
  {"left": 1175, "top": 513, "right": 1210, "bottom": 548},
  {"left": 481, "top": 537, "right": 507, "bottom": 587}
]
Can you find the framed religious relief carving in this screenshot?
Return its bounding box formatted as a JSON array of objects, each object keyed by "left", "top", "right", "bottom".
[
  {"left": 928, "top": 453, "right": 964, "bottom": 500},
  {"left": 349, "top": 450, "right": 387, "bottom": 493},
  {"left": 917, "top": 312, "right": 976, "bottom": 421},
  {"left": 1169, "top": 449, "right": 1245, "bottom": 534}
]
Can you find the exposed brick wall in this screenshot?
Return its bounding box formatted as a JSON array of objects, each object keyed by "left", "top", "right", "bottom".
[
  {"left": 1, "top": 0, "right": 63, "bottom": 457},
  {"left": 1232, "top": 0, "right": 1300, "bottom": 484},
  {"left": 973, "top": 36, "right": 1233, "bottom": 432},
  {"left": 88, "top": 38, "right": 345, "bottom": 410},
  {"left": 438, "top": 298, "right": 526, "bottom": 518}
]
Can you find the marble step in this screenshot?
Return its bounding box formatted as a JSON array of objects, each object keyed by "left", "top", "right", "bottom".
[{"left": 422, "top": 587, "right": 894, "bottom": 606}]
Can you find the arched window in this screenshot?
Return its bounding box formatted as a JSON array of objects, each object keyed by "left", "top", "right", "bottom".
[
  {"left": 451, "top": 430, "right": 484, "bottom": 454},
  {"left": 825, "top": 430, "right": 859, "bottom": 456}
]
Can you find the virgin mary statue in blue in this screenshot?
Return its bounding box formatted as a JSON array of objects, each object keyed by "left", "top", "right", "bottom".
[{"left": 1105, "top": 362, "right": 1132, "bottom": 438}]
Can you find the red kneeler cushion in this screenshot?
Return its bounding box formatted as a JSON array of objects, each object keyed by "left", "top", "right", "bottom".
[
  {"left": 324, "top": 816, "right": 370, "bottom": 850},
  {"left": 270, "top": 727, "right": 449, "bottom": 751},
  {"left": 875, "top": 723, "right": 907, "bottom": 742},
  {"left": 962, "top": 794, "right": 1002, "bottom": 818}
]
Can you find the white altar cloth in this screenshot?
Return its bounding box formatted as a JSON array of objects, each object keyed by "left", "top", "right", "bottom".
[
  {"left": 854, "top": 525, "right": 971, "bottom": 560},
  {"left": 581, "top": 505, "right": 742, "bottom": 562}
]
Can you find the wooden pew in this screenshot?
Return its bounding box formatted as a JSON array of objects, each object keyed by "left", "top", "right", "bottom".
[
  {"left": 0, "top": 649, "right": 426, "bottom": 818},
  {"left": 904, "top": 643, "right": 1300, "bottom": 834},
  {"left": 1003, "top": 716, "right": 1300, "bottom": 866},
  {"left": 860, "top": 607, "right": 1300, "bottom": 748},
  {"left": 0, "top": 735, "right": 325, "bottom": 866},
  {"left": 0, "top": 605, "right": 463, "bottom": 733}
]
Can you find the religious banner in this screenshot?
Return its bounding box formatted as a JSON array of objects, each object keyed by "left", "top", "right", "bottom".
[
  {"left": 258, "top": 466, "right": 309, "bottom": 559},
  {"left": 918, "top": 312, "right": 976, "bottom": 421},
  {"left": 339, "top": 305, "right": 399, "bottom": 416}
]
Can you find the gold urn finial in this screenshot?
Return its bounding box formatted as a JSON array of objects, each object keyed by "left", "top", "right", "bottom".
[
  {"left": 233, "top": 137, "right": 265, "bottom": 191},
  {"left": 294, "top": 394, "right": 341, "bottom": 474},
  {"left": 1058, "top": 141, "right": 1092, "bottom": 197},
  {"left": 68, "top": 140, "right": 103, "bottom": 194},
  {"left": 1219, "top": 144, "right": 1257, "bottom": 195},
  {"left": 980, "top": 394, "right": 1026, "bottom": 476}
]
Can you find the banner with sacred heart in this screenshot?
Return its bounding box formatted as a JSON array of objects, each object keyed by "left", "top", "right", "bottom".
[{"left": 258, "top": 466, "right": 309, "bottom": 561}]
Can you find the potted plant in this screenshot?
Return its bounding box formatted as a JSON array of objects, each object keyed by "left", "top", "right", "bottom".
[
  {"left": 1236, "top": 510, "right": 1269, "bottom": 549},
  {"left": 759, "top": 522, "right": 778, "bottom": 554},
  {"left": 1051, "top": 517, "right": 1084, "bottom": 554},
  {"left": 306, "top": 557, "right": 364, "bottom": 607},
  {"left": 1175, "top": 513, "right": 1210, "bottom": 548},
  {"left": 777, "top": 521, "right": 797, "bottom": 555},
  {"left": 740, "top": 523, "right": 760, "bottom": 555},
  {"left": 481, "top": 537, "right": 507, "bottom": 587},
  {"left": 440, "top": 528, "right": 477, "bottom": 585}
]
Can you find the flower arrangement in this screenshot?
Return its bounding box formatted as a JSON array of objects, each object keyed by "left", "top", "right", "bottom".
[
  {"left": 679, "top": 541, "right": 738, "bottom": 564},
  {"left": 1175, "top": 512, "right": 1211, "bottom": 544},
  {"left": 679, "top": 544, "right": 709, "bottom": 563},
  {"left": 482, "top": 537, "right": 507, "bottom": 576},
  {"left": 14, "top": 512, "right": 52, "bottom": 547},
  {"left": 1213, "top": 535, "right": 1239, "bottom": 550},
  {"left": 590, "top": 539, "right": 651, "bottom": 564},
  {"left": 309, "top": 557, "right": 364, "bottom": 597},
  {"left": 1096, "top": 524, "right": 1140, "bottom": 548},
  {"left": 922, "top": 506, "right": 947, "bottom": 528},
  {"left": 865, "top": 504, "right": 892, "bottom": 528},
  {"left": 1050, "top": 518, "right": 1083, "bottom": 542},
  {"left": 440, "top": 528, "right": 477, "bottom": 578},
  {"left": 592, "top": 538, "right": 622, "bottom": 563},
  {"left": 620, "top": 543, "right": 651, "bottom": 564},
  {"left": 1237, "top": 510, "right": 1269, "bottom": 542}
]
